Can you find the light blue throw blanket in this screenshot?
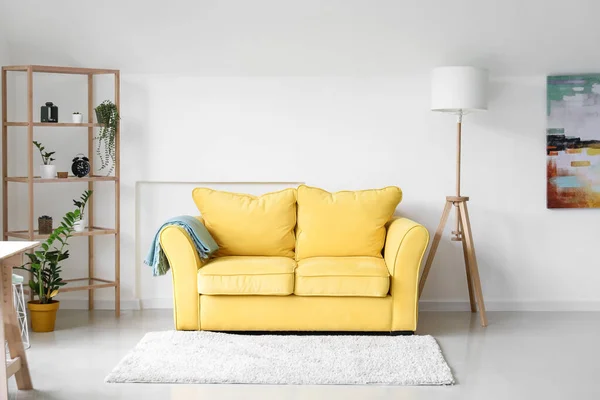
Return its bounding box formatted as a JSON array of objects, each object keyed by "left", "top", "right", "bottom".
[{"left": 144, "top": 215, "right": 219, "bottom": 276}]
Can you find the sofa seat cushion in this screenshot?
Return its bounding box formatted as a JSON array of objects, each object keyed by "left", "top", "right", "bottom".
[
  {"left": 198, "top": 256, "right": 295, "bottom": 295},
  {"left": 294, "top": 256, "right": 390, "bottom": 297}
]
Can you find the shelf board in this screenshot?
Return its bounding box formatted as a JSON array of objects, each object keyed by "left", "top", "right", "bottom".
[
  {"left": 4, "top": 122, "right": 103, "bottom": 127},
  {"left": 5, "top": 226, "right": 116, "bottom": 239},
  {"left": 2, "top": 65, "right": 119, "bottom": 75},
  {"left": 5, "top": 175, "right": 117, "bottom": 183},
  {"left": 60, "top": 278, "right": 117, "bottom": 293},
  {"left": 6, "top": 357, "right": 22, "bottom": 378}
]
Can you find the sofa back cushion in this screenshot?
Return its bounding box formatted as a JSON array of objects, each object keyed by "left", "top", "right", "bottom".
[
  {"left": 192, "top": 187, "right": 297, "bottom": 257},
  {"left": 295, "top": 185, "right": 402, "bottom": 260}
]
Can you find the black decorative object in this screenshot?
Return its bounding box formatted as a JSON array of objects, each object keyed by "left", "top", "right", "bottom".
[
  {"left": 71, "top": 154, "right": 90, "bottom": 178},
  {"left": 40, "top": 102, "right": 58, "bottom": 123}
]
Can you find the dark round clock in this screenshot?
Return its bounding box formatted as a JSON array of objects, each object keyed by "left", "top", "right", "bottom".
[{"left": 72, "top": 154, "right": 90, "bottom": 178}]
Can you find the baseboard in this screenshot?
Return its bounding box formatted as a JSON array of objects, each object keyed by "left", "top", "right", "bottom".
[
  {"left": 59, "top": 298, "right": 600, "bottom": 312},
  {"left": 419, "top": 300, "right": 600, "bottom": 312},
  {"left": 59, "top": 299, "right": 141, "bottom": 310},
  {"left": 140, "top": 298, "right": 173, "bottom": 310}
]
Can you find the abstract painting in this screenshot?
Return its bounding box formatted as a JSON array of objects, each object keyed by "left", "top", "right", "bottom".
[{"left": 547, "top": 75, "right": 600, "bottom": 208}]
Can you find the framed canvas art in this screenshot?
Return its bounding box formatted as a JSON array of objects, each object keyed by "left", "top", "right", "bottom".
[{"left": 547, "top": 74, "right": 600, "bottom": 208}]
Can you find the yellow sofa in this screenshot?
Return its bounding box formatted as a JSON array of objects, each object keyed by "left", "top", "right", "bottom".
[{"left": 160, "top": 185, "right": 429, "bottom": 334}]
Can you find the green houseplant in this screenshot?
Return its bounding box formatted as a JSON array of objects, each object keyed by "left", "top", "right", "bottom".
[
  {"left": 33, "top": 140, "right": 57, "bottom": 179},
  {"left": 94, "top": 100, "right": 120, "bottom": 175},
  {"left": 17, "top": 190, "right": 92, "bottom": 332},
  {"left": 72, "top": 190, "right": 93, "bottom": 232},
  {"left": 72, "top": 111, "right": 83, "bottom": 123}
]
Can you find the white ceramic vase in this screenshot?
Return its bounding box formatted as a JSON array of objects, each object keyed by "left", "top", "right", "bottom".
[
  {"left": 73, "top": 218, "right": 86, "bottom": 232},
  {"left": 72, "top": 114, "right": 83, "bottom": 123},
  {"left": 40, "top": 165, "right": 56, "bottom": 179}
]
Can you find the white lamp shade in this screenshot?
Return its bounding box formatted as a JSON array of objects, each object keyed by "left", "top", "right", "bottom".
[{"left": 431, "top": 66, "right": 488, "bottom": 113}]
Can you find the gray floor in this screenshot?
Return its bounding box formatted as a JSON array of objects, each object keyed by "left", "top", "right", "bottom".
[{"left": 8, "top": 310, "right": 600, "bottom": 399}]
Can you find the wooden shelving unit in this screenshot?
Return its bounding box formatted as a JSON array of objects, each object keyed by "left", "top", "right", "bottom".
[{"left": 1, "top": 65, "right": 121, "bottom": 316}]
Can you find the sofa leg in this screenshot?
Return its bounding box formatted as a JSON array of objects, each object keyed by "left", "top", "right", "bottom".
[{"left": 390, "top": 330, "right": 414, "bottom": 336}]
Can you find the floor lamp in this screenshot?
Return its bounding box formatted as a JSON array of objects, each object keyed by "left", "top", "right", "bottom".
[{"left": 418, "top": 66, "right": 489, "bottom": 327}]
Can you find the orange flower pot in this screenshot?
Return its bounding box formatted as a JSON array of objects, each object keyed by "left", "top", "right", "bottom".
[{"left": 27, "top": 300, "right": 60, "bottom": 332}]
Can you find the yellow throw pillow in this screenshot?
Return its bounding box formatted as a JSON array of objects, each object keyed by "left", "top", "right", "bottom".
[
  {"left": 296, "top": 185, "right": 402, "bottom": 260},
  {"left": 192, "top": 188, "right": 297, "bottom": 257}
]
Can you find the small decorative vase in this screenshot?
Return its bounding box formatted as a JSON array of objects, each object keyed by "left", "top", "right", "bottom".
[
  {"left": 40, "top": 164, "right": 56, "bottom": 179},
  {"left": 28, "top": 300, "right": 60, "bottom": 332},
  {"left": 73, "top": 218, "right": 86, "bottom": 232},
  {"left": 38, "top": 217, "right": 53, "bottom": 234},
  {"left": 72, "top": 113, "right": 83, "bottom": 123}
]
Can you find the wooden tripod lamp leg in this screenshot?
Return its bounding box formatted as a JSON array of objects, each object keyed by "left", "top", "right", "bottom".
[
  {"left": 418, "top": 201, "right": 453, "bottom": 299},
  {"left": 458, "top": 207, "right": 477, "bottom": 313},
  {"left": 458, "top": 201, "right": 487, "bottom": 327}
]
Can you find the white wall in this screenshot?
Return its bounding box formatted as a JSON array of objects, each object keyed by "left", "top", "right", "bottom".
[
  {"left": 2, "top": 0, "right": 600, "bottom": 311},
  {"left": 0, "top": 10, "right": 10, "bottom": 239},
  {"left": 0, "top": 4, "right": 7, "bottom": 64},
  {"left": 0, "top": 38, "right": 7, "bottom": 74},
  {"left": 0, "top": 1, "right": 9, "bottom": 120}
]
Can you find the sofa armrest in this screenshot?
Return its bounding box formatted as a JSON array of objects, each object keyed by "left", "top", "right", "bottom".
[
  {"left": 384, "top": 217, "right": 430, "bottom": 331},
  {"left": 159, "top": 225, "right": 205, "bottom": 330}
]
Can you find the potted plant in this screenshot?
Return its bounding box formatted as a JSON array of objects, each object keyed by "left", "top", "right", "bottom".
[
  {"left": 72, "top": 112, "right": 83, "bottom": 123},
  {"left": 17, "top": 204, "right": 82, "bottom": 332},
  {"left": 72, "top": 190, "right": 92, "bottom": 232},
  {"left": 33, "top": 140, "right": 56, "bottom": 179},
  {"left": 94, "top": 100, "right": 120, "bottom": 175}
]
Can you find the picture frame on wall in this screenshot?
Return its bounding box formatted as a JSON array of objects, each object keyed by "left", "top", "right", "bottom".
[{"left": 547, "top": 74, "right": 600, "bottom": 209}]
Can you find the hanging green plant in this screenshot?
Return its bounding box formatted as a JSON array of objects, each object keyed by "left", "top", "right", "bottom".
[{"left": 94, "top": 100, "right": 120, "bottom": 175}]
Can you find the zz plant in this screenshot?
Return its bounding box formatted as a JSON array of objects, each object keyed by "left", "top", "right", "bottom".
[
  {"left": 17, "top": 192, "right": 91, "bottom": 304},
  {"left": 94, "top": 100, "right": 120, "bottom": 175},
  {"left": 73, "top": 189, "right": 93, "bottom": 220},
  {"left": 33, "top": 140, "right": 56, "bottom": 165}
]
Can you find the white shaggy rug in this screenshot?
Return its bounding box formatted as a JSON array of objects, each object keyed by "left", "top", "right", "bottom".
[{"left": 105, "top": 331, "right": 454, "bottom": 385}]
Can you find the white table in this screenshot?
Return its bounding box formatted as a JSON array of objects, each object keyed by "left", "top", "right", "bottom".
[{"left": 0, "top": 241, "right": 37, "bottom": 396}]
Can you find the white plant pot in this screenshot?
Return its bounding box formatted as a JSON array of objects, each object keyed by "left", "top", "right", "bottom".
[
  {"left": 40, "top": 165, "right": 56, "bottom": 179},
  {"left": 72, "top": 114, "right": 83, "bottom": 123},
  {"left": 73, "top": 219, "right": 86, "bottom": 232}
]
